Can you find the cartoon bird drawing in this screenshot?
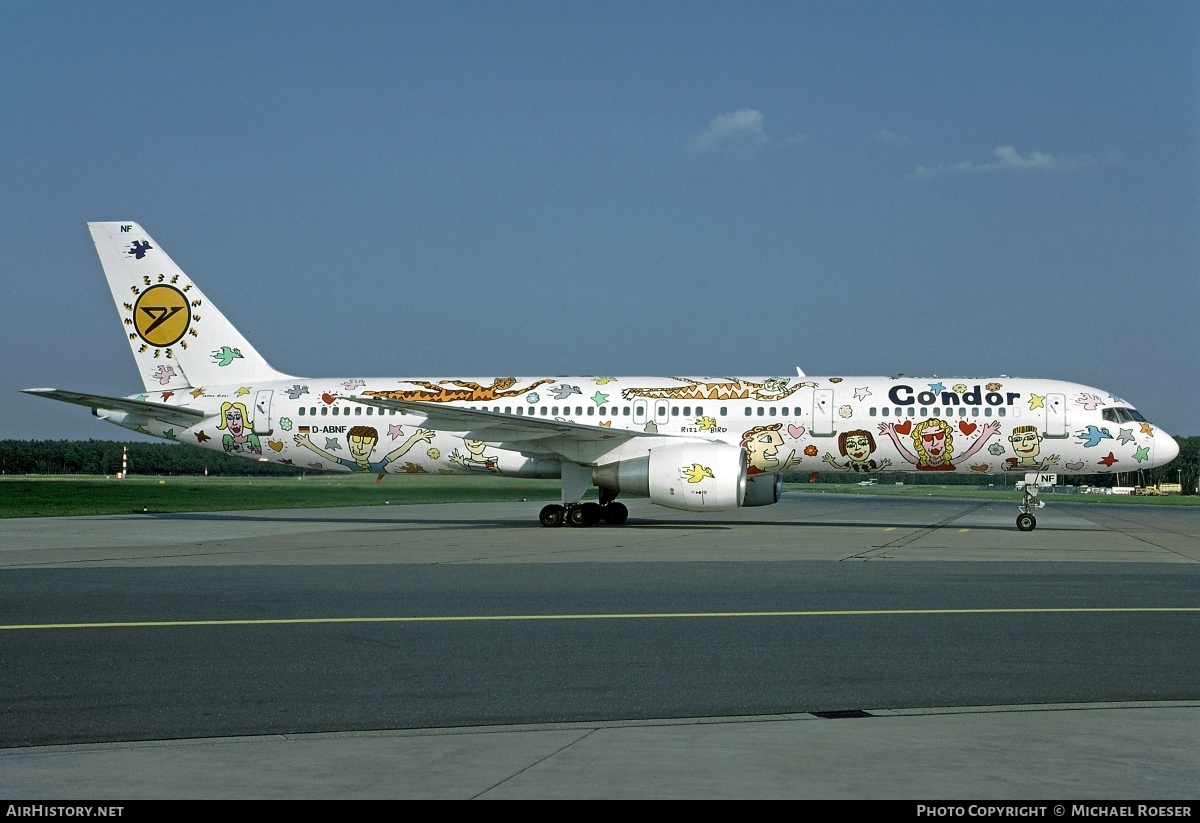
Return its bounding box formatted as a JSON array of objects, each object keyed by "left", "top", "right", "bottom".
[
  {"left": 697, "top": 416, "right": 718, "bottom": 432},
  {"left": 682, "top": 463, "right": 714, "bottom": 484},
  {"left": 1075, "top": 426, "right": 1113, "bottom": 448},
  {"left": 285, "top": 385, "right": 310, "bottom": 399},
  {"left": 551, "top": 384, "right": 581, "bottom": 400},
  {"left": 211, "top": 346, "right": 243, "bottom": 367}
]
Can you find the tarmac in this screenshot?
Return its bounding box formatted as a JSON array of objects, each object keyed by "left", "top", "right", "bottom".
[{"left": 2, "top": 494, "right": 1198, "bottom": 800}]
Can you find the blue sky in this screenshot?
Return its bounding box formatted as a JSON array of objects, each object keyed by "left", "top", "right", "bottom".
[{"left": 2, "top": 1, "right": 1197, "bottom": 441}]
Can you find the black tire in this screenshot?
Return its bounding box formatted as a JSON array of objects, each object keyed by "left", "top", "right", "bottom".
[
  {"left": 580, "top": 502, "right": 603, "bottom": 525},
  {"left": 539, "top": 504, "right": 566, "bottom": 528},
  {"left": 601, "top": 502, "right": 629, "bottom": 525},
  {"left": 566, "top": 505, "right": 591, "bottom": 527},
  {"left": 1016, "top": 513, "right": 1036, "bottom": 532}
]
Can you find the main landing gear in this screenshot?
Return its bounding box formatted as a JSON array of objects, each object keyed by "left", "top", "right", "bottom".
[
  {"left": 539, "top": 501, "right": 628, "bottom": 527},
  {"left": 1016, "top": 480, "right": 1045, "bottom": 531}
]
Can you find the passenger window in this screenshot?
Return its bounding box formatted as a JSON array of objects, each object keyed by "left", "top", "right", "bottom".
[
  {"left": 768, "top": 407, "right": 777, "bottom": 417},
  {"left": 298, "top": 407, "right": 305, "bottom": 416}
]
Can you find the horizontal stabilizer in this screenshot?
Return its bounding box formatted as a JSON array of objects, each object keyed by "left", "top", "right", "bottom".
[{"left": 22, "top": 388, "right": 208, "bottom": 427}]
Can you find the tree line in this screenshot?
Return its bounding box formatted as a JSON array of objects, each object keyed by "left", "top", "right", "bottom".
[
  {"left": 0, "top": 440, "right": 303, "bottom": 477},
  {"left": 1, "top": 437, "right": 1197, "bottom": 493}
]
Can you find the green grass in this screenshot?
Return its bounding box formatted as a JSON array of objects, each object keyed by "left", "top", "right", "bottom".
[
  {"left": 0, "top": 475, "right": 1193, "bottom": 519},
  {"left": 0, "top": 474, "right": 568, "bottom": 518}
]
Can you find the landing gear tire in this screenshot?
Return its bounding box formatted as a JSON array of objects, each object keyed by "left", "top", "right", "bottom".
[
  {"left": 539, "top": 504, "right": 566, "bottom": 528},
  {"left": 566, "top": 505, "right": 592, "bottom": 527},
  {"left": 601, "top": 502, "right": 628, "bottom": 525},
  {"left": 1016, "top": 513, "right": 1036, "bottom": 532}
]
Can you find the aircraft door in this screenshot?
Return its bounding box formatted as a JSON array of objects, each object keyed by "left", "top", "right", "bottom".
[
  {"left": 653, "top": 400, "right": 669, "bottom": 428},
  {"left": 1044, "top": 393, "right": 1067, "bottom": 438},
  {"left": 253, "top": 390, "right": 274, "bottom": 435},
  {"left": 633, "top": 399, "right": 648, "bottom": 427},
  {"left": 813, "top": 388, "right": 835, "bottom": 435}
]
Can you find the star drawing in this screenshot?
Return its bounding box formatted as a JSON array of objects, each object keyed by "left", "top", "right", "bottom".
[
  {"left": 236, "top": 387, "right": 251, "bottom": 397},
  {"left": 591, "top": 391, "right": 609, "bottom": 405},
  {"left": 1098, "top": 452, "right": 1118, "bottom": 468},
  {"left": 853, "top": 387, "right": 871, "bottom": 401},
  {"left": 1028, "top": 394, "right": 1045, "bottom": 410},
  {"left": 1116, "top": 429, "right": 1135, "bottom": 446}
]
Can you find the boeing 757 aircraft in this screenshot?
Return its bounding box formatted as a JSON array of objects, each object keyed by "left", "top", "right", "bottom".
[{"left": 24, "top": 222, "right": 1180, "bottom": 530}]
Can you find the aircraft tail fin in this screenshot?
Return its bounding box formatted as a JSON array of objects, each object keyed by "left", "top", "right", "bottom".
[{"left": 89, "top": 222, "right": 294, "bottom": 392}]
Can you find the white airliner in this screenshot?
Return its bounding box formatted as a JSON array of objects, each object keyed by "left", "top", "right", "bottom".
[{"left": 25, "top": 222, "right": 1180, "bottom": 531}]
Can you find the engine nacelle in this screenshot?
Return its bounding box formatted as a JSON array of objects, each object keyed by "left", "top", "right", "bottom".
[
  {"left": 593, "top": 442, "right": 746, "bottom": 512},
  {"left": 742, "top": 473, "right": 782, "bottom": 507}
]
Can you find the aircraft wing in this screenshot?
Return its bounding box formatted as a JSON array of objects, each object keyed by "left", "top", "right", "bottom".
[
  {"left": 347, "top": 395, "right": 643, "bottom": 448},
  {"left": 22, "top": 388, "right": 209, "bottom": 427}
]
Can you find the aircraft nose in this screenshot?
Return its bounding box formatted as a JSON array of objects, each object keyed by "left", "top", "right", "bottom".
[{"left": 1156, "top": 431, "right": 1180, "bottom": 465}]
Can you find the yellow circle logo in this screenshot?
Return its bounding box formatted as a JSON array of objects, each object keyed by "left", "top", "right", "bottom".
[{"left": 133, "top": 284, "right": 191, "bottom": 347}]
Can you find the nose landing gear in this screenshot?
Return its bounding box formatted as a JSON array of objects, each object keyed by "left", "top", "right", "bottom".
[{"left": 1016, "top": 479, "right": 1045, "bottom": 531}]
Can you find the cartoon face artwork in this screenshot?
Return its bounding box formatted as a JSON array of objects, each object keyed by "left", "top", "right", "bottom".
[
  {"left": 879, "top": 418, "right": 1001, "bottom": 471},
  {"left": 449, "top": 438, "right": 501, "bottom": 473},
  {"left": 913, "top": 419, "right": 953, "bottom": 468},
  {"left": 740, "top": 424, "right": 801, "bottom": 474},
  {"left": 293, "top": 425, "right": 435, "bottom": 472},
  {"left": 217, "top": 401, "right": 261, "bottom": 454},
  {"left": 346, "top": 427, "right": 379, "bottom": 464},
  {"left": 1004, "top": 425, "right": 1059, "bottom": 471},
  {"left": 822, "top": 429, "right": 892, "bottom": 472}
]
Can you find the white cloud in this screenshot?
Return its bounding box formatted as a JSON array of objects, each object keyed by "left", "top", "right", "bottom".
[
  {"left": 873, "top": 129, "right": 911, "bottom": 145},
  {"left": 688, "top": 109, "right": 769, "bottom": 158},
  {"left": 908, "top": 145, "right": 1095, "bottom": 180}
]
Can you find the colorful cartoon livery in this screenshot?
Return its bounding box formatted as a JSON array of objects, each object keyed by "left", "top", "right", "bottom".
[{"left": 25, "top": 223, "right": 1180, "bottom": 531}]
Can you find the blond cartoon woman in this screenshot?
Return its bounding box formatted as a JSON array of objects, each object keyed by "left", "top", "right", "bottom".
[
  {"left": 879, "top": 418, "right": 1000, "bottom": 471},
  {"left": 217, "top": 401, "right": 262, "bottom": 455}
]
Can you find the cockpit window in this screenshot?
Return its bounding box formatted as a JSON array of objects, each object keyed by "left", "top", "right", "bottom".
[{"left": 1101, "top": 407, "right": 1144, "bottom": 424}]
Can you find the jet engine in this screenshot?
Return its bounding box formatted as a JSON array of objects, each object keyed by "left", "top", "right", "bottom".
[
  {"left": 741, "top": 473, "right": 782, "bottom": 507},
  {"left": 593, "top": 442, "right": 746, "bottom": 512}
]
